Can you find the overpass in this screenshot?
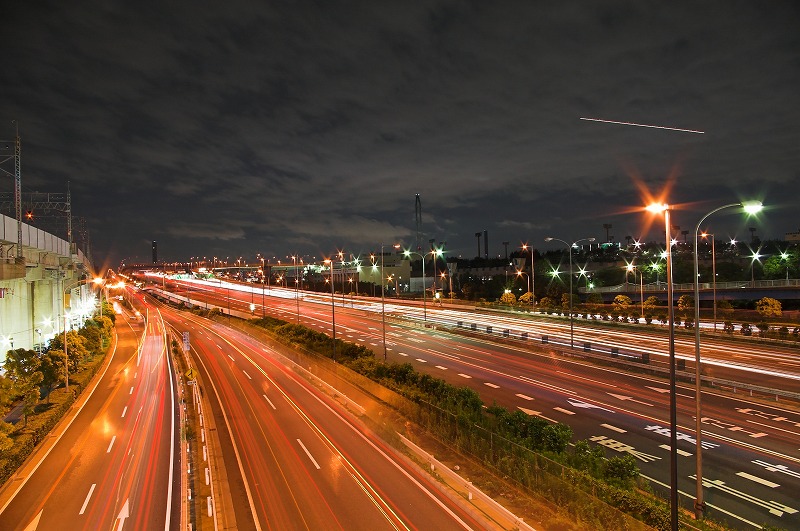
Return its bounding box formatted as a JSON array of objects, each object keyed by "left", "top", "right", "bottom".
[
  {"left": 1, "top": 213, "right": 94, "bottom": 362},
  {"left": 581, "top": 278, "right": 800, "bottom": 302}
]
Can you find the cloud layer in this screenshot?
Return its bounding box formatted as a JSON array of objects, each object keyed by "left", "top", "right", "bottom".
[{"left": 3, "top": 1, "right": 798, "bottom": 265}]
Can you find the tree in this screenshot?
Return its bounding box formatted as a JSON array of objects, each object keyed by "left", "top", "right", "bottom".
[
  {"left": 677, "top": 295, "right": 694, "bottom": 312},
  {"left": 39, "top": 352, "right": 62, "bottom": 402},
  {"left": 717, "top": 300, "right": 735, "bottom": 319},
  {"left": 3, "top": 348, "right": 42, "bottom": 386},
  {"left": 538, "top": 296, "right": 555, "bottom": 311},
  {"left": 499, "top": 291, "right": 516, "bottom": 305},
  {"left": 0, "top": 421, "right": 13, "bottom": 453},
  {"left": 561, "top": 293, "right": 578, "bottom": 313},
  {"left": 21, "top": 386, "right": 40, "bottom": 426},
  {"left": 613, "top": 295, "right": 632, "bottom": 312},
  {"left": 755, "top": 297, "right": 782, "bottom": 319},
  {"left": 643, "top": 296, "right": 660, "bottom": 311},
  {"left": 586, "top": 292, "right": 603, "bottom": 305},
  {"left": 518, "top": 291, "right": 533, "bottom": 305}
]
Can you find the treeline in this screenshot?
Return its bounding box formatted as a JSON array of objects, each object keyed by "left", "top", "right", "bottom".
[{"left": 0, "top": 305, "right": 115, "bottom": 484}]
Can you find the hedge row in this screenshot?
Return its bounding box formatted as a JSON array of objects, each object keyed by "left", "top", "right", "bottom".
[{"left": 248, "top": 316, "right": 684, "bottom": 530}]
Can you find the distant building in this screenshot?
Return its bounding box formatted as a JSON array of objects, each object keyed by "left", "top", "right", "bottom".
[
  {"left": 152, "top": 240, "right": 158, "bottom": 263},
  {"left": 786, "top": 230, "right": 800, "bottom": 242}
]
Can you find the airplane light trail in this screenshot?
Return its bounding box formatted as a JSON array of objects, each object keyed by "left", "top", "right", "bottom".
[{"left": 579, "top": 117, "right": 705, "bottom": 134}]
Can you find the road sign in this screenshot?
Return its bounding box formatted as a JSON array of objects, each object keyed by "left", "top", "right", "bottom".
[
  {"left": 185, "top": 368, "right": 197, "bottom": 381},
  {"left": 182, "top": 331, "right": 190, "bottom": 352}
]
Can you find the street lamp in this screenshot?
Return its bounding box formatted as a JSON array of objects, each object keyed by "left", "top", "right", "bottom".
[
  {"left": 780, "top": 251, "right": 791, "bottom": 281},
  {"left": 699, "top": 234, "right": 717, "bottom": 331},
  {"left": 324, "top": 258, "right": 336, "bottom": 362},
  {"left": 626, "top": 264, "right": 645, "bottom": 318},
  {"left": 522, "top": 243, "right": 535, "bottom": 309},
  {"left": 515, "top": 270, "right": 530, "bottom": 307},
  {"left": 403, "top": 248, "right": 439, "bottom": 322},
  {"left": 292, "top": 255, "right": 300, "bottom": 323},
  {"left": 646, "top": 202, "right": 678, "bottom": 531},
  {"left": 381, "top": 244, "right": 401, "bottom": 361},
  {"left": 260, "top": 256, "right": 265, "bottom": 317},
  {"left": 543, "top": 236, "right": 595, "bottom": 348},
  {"left": 750, "top": 249, "right": 762, "bottom": 287},
  {"left": 692, "top": 200, "right": 762, "bottom": 520},
  {"left": 61, "top": 276, "right": 104, "bottom": 391}
]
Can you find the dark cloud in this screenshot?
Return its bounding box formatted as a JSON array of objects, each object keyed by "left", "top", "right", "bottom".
[{"left": 2, "top": 1, "right": 798, "bottom": 265}]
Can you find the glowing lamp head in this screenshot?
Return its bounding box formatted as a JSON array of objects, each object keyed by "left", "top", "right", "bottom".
[
  {"left": 742, "top": 201, "right": 763, "bottom": 215},
  {"left": 544, "top": 237, "right": 553, "bottom": 242},
  {"left": 646, "top": 203, "right": 669, "bottom": 213}
]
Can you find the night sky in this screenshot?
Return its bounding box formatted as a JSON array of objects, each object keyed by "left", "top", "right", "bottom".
[{"left": 3, "top": 1, "right": 798, "bottom": 268}]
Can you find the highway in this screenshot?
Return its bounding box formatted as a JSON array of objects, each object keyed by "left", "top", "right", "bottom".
[
  {"left": 0, "top": 300, "right": 179, "bottom": 531},
  {"left": 162, "top": 277, "right": 800, "bottom": 530},
  {"left": 157, "top": 299, "right": 487, "bottom": 530}
]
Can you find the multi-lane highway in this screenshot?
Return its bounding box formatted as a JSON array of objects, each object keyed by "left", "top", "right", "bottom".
[
  {"left": 0, "top": 300, "right": 179, "bottom": 531},
  {"left": 161, "top": 277, "right": 800, "bottom": 530},
  {"left": 157, "top": 299, "right": 488, "bottom": 530}
]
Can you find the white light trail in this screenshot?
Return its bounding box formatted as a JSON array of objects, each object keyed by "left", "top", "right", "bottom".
[{"left": 579, "top": 117, "right": 705, "bottom": 134}]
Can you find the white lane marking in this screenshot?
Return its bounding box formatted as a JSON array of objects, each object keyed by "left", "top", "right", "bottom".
[
  {"left": 736, "top": 472, "right": 779, "bottom": 488},
  {"left": 745, "top": 419, "right": 800, "bottom": 437},
  {"left": 399, "top": 352, "right": 408, "bottom": 356},
  {"left": 435, "top": 365, "right": 448, "bottom": 370},
  {"left": 228, "top": 355, "right": 235, "bottom": 362},
  {"left": 570, "top": 373, "right": 618, "bottom": 387},
  {"left": 107, "top": 435, "right": 116, "bottom": 453},
  {"left": 79, "top": 483, "right": 96, "bottom": 514},
  {"left": 515, "top": 393, "right": 534, "bottom": 401},
  {"left": 601, "top": 423, "right": 627, "bottom": 433},
  {"left": 567, "top": 398, "right": 615, "bottom": 413},
  {"left": 129, "top": 386, "right": 133, "bottom": 395},
  {"left": 243, "top": 370, "right": 251, "bottom": 380},
  {"left": 752, "top": 460, "right": 800, "bottom": 479},
  {"left": 606, "top": 393, "right": 653, "bottom": 407},
  {"left": 641, "top": 473, "right": 762, "bottom": 529},
  {"left": 457, "top": 373, "right": 472, "bottom": 379},
  {"left": 484, "top": 382, "right": 500, "bottom": 389},
  {"left": 134, "top": 372, "right": 137, "bottom": 379},
  {"left": 660, "top": 444, "right": 692, "bottom": 457},
  {"left": 645, "top": 386, "right": 669, "bottom": 393},
  {"left": 263, "top": 394, "right": 276, "bottom": 410},
  {"left": 415, "top": 358, "right": 428, "bottom": 363},
  {"left": 121, "top": 406, "right": 128, "bottom": 418},
  {"left": 297, "top": 439, "right": 321, "bottom": 469},
  {"left": 553, "top": 407, "right": 575, "bottom": 415},
  {"left": 517, "top": 407, "right": 557, "bottom": 423},
  {"left": 690, "top": 474, "right": 797, "bottom": 516}
]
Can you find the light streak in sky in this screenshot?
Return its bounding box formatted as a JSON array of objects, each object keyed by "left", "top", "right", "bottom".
[{"left": 579, "top": 117, "right": 705, "bottom": 134}]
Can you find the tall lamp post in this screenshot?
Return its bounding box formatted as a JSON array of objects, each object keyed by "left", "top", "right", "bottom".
[
  {"left": 380, "top": 244, "right": 401, "bottom": 361},
  {"left": 699, "top": 234, "right": 717, "bottom": 331},
  {"left": 292, "top": 255, "right": 300, "bottom": 323},
  {"left": 626, "top": 264, "right": 645, "bottom": 318},
  {"left": 692, "top": 201, "right": 762, "bottom": 520},
  {"left": 647, "top": 202, "right": 678, "bottom": 531},
  {"left": 324, "top": 258, "right": 336, "bottom": 362},
  {"left": 403, "top": 248, "right": 440, "bottom": 323},
  {"left": 522, "top": 244, "right": 535, "bottom": 309},
  {"left": 516, "top": 270, "right": 530, "bottom": 306},
  {"left": 61, "top": 276, "right": 104, "bottom": 390},
  {"left": 543, "top": 236, "right": 595, "bottom": 348}
]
